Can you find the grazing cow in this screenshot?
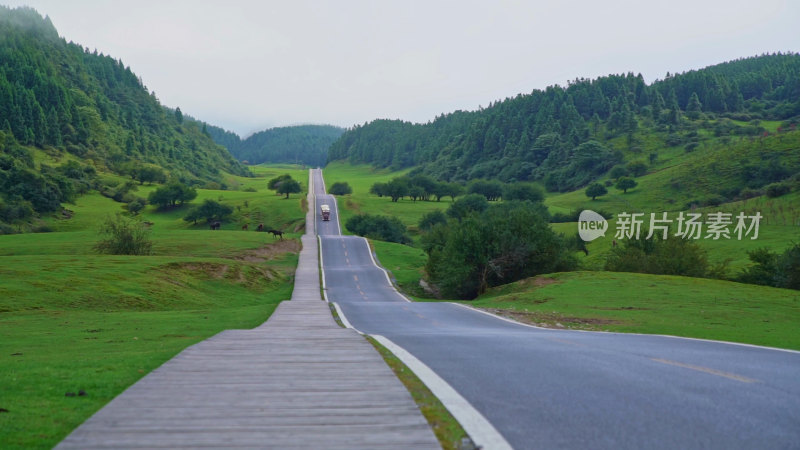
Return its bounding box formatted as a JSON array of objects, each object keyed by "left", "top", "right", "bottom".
[
  {"left": 256, "top": 223, "right": 264, "bottom": 232},
  {"left": 242, "top": 224, "right": 248, "bottom": 231},
  {"left": 268, "top": 229, "right": 283, "bottom": 240},
  {"left": 210, "top": 221, "right": 221, "bottom": 230}
]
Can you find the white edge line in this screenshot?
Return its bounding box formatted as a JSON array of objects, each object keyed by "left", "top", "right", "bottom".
[
  {"left": 330, "top": 191, "right": 343, "bottom": 235},
  {"left": 451, "top": 302, "right": 800, "bottom": 355},
  {"left": 318, "top": 235, "right": 328, "bottom": 302},
  {"left": 333, "top": 302, "right": 359, "bottom": 333},
  {"left": 315, "top": 169, "right": 343, "bottom": 236},
  {"left": 314, "top": 170, "right": 508, "bottom": 447},
  {"left": 372, "top": 335, "right": 513, "bottom": 450},
  {"left": 310, "top": 169, "right": 316, "bottom": 236},
  {"left": 360, "top": 236, "right": 411, "bottom": 303}
]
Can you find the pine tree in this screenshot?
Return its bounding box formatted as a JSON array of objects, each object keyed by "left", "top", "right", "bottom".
[{"left": 686, "top": 92, "right": 703, "bottom": 119}]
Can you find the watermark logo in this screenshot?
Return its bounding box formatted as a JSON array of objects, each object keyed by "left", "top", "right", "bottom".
[
  {"left": 578, "top": 210, "right": 608, "bottom": 242},
  {"left": 578, "top": 210, "right": 762, "bottom": 242}
]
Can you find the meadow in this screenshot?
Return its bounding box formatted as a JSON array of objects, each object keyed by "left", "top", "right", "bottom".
[
  {"left": 324, "top": 162, "right": 800, "bottom": 351},
  {"left": 0, "top": 164, "right": 307, "bottom": 448}
]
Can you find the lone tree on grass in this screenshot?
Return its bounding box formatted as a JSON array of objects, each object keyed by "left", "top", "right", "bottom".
[
  {"left": 329, "top": 181, "right": 352, "bottom": 196},
  {"left": 277, "top": 178, "right": 302, "bottom": 198},
  {"left": 148, "top": 182, "right": 197, "bottom": 208},
  {"left": 267, "top": 174, "right": 302, "bottom": 198},
  {"left": 615, "top": 176, "right": 638, "bottom": 194},
  {"left": 183, "top": 199, "right": 233, "bottom": 224},
  {"left": 94, "top": 214, "right": 153, "bottom": 255},
  {"left": 585, "top": 183, "right": 608, "bottom": 200}
]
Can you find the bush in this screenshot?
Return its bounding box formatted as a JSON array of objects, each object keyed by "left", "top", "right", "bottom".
[
  {"left": 329, "top": 182, "right": 353, "bottom": 196},
  {"left": 425, "top": 202, "right": 576, "bottom": 299},
  {"left": 419, "top": 210, "right": 447, "bottom": 231},
  {"left": 446, "top": 194, "right": 488, "bottom": 220},
  {"left": 605, "top": 236, "right": 709, "bottom": 278},
  {"left": 765, "top": 182, "right": 791, "bottom": 198},
  {"left": 125, "top": 197, "right": 147, "bottom": 215},
  {"left": 502, "top": 183, "right": 544, "bottom": 202},
  {"left": 626, "top": 161, "right": 648, "bottom": 177},
  {"left": 184, "top": 199, "right": 234, "bottom": 224},
  {"left": 148, "top": 182, "right": 197, "bottom": 208},
  {"left": 738, "top": 244, "right": 800, "bottom": 290},
  {"left": 345, "top": 214, "right": 411, "bottom": 244},
  {"left": 739, "top": 188, "right": 763, "bottom": 200},
  {"left": 94, "top": 214, "right": 153, "bottom": 255}
]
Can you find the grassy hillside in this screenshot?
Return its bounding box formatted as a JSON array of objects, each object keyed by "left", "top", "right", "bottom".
[
  {"left": 323, "top": 161, "right": 447, "bottom": 238},
  {"left": 326, "top": 162, "right": 800, "bottom": 350},
  {"left": 0, "top": 6, "right": 250, "bottom": 234},
  {"left": 466, "top": 271, "right": 800, "bottom": 350},
  {"left": 0, "top": 164, "right": 306, "bottom": 448}
]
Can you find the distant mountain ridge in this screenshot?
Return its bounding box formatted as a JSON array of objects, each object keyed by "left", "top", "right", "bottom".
[
  {"left": 206, "top": 124, "right": 344, "bottom": 167},
  {"left": 327, "top": 53, "right": 800, "bottom": 193},
  {"left": 0, "top": 6, "right": 249, "bottom": 230}
]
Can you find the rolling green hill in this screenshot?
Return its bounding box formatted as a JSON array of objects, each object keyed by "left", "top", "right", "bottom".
[
  {"left": 208, "top": 124, "right": 344, "bottom": 167},
  {"left": 328, "top": 53, "right": 800, "bottom": 202},
  {"left": 0, "top": 6, "right": 249, "bottom": 232}
]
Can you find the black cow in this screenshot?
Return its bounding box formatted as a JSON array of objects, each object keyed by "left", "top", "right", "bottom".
[
  {"left": 268, "top": 229, "right": 283, "bottom": 239},
  {"left": 210, "top": 221, "right": 221, "bottom": 230}
]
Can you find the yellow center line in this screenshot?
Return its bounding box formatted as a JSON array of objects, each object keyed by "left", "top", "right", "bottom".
[
  {"left": 651, "top": 358, "right": 759, "bottom": 383},
  {"left": 353, "top": 275, "right": 358, "bottom": 282}
]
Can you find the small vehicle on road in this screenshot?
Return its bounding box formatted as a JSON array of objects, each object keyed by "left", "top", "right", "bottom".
[{"left": 320, "top": 204, "right": 330, "bottom": 221}]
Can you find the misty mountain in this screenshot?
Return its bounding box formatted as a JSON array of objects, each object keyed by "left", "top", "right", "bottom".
[
  {"left": 328, "top": 53, "right": 800, "bottom": 192},
  {"left": 207, "top": 124, "right": 344, "bottom": 167},
  {"left": 0, "top": 6, "right": 249, "bottom": 228}
]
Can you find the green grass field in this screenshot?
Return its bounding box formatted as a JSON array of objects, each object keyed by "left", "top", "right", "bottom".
[
  {"left": 325, "top": 162, "right": 800, "bottom": 352},
  {"left": 0, "top": 163, "right": 306, "bottom": 448},
  {"left": 467, "top": 271, "right": 800, "bottom": 350},
  {"left": 323, "top": 162, "right": 449, "bottom": 238}
]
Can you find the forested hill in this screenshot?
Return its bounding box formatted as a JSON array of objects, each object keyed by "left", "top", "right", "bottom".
[
  {"left": 0, "top": 7, "right": 249, "bottom": 197},
  {"left": 208, "top": 124, "right": 344, "bottom": 167},
  {"left": 327, "top": 54, "right": 800, "bottom": 191}
]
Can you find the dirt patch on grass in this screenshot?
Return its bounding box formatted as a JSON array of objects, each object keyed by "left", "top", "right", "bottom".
[
  {"left": 161, "top": 262, "right": 280, "bottom": 286},
  {"left": 236, "top": 239, "right": 300, "bottom": 262},
  {"left": 517, "top": 275, "right": 561, "bottom": 288},
  {"left": 481, "top": 307, "right": 623, "bottom": 330}
]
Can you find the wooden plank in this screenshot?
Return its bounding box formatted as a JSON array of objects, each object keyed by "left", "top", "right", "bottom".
[{"left": 57, "top": 186, "right": 439, "bottom": 449}]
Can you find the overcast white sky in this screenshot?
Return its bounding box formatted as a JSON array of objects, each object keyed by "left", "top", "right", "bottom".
[{"left": 4, "top": 0, "right": 799, "bottom": 137}]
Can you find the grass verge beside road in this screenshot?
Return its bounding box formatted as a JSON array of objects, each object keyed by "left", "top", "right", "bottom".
[
  {"left": 367, "top": 336, "right": 469, "bottom": 450},
  {"left": 467, "top": 271, "right": 800, "bottom": 350}
]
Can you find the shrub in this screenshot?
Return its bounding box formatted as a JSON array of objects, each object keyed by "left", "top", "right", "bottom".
[
  {"left": 425, "top": 202, "right": 576, "bottom": 299},
  {"left": 125, "top": 197, "right": 147, "bottom": 215},
  {"left": 765, "top": 182, "right": 791, "bottom": 198},
  {"left": 738, "top": 244, "right": 800, "bottom": 290},
  {"left": 183, "top": 199, "right": 234, "bottom": 224},
  {"left": 329, "top": 182, "right": 353, "bottom": 196},
  {"left": 345, "top": 214, "right": 411, "bottom": 244},
  {"left": 605, "top": 236, "right": 709, "bottom": 278},
  {"left": 446, "top": 194, "right": 488, "bottom": 220},
  {"left": 502, "top": 183, "right": 544, "bottom": 202},
  {"left": 738, "top": 188, "right": 763, "bottom": 200},
  {"left": 626, "top": 161, "right": 647, "bottom": 177},
  {"left": 419, "top": 210, "right": 447, "bottom": 231},
  {"left": 94, "top": 214, "right": 153, "bottom": 255}
]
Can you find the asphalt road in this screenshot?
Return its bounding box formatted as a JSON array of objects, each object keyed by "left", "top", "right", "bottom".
[{"left": 312, "top": 169, "right": 800, "bottom": 449}]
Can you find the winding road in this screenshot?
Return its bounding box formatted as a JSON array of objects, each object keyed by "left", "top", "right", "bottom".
[{"left": 313, "top": 169, "right": 800, "bottom": 449}]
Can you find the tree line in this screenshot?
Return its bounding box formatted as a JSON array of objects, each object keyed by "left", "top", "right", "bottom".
[
  {"left": 368, "top": 173, "right": 545, "bottom": 204},
  {"left": 327, "top": 53, "right": 800, "bottom": 191},
  {"left": 208, "top": 124, "right": 344, "bottom": 167},
  {"left": 0, "top": 6, "right": 249, "bottom": 232}
]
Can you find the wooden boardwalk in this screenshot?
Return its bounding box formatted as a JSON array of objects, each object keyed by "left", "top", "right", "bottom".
[{"left": 57, "top": 179, "right": 439, "bottom": 449}]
